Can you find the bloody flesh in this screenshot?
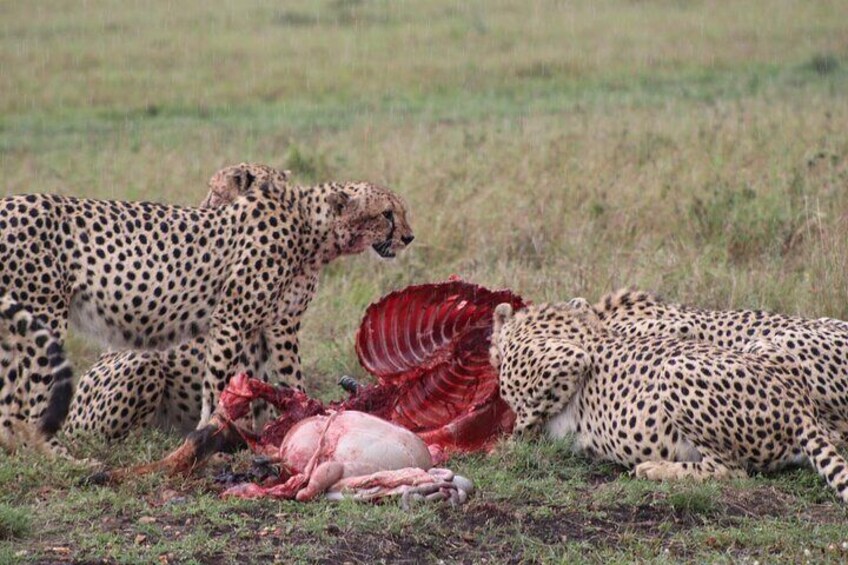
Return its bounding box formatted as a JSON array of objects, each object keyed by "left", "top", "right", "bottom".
[
  {"left": 225, "top": 277, "right": 525, "bottom": 454},
  {"left": 352, "top": 277, "right": 525, "bottom": 453},
  {"left": 92, "top": 278, "right": 525, "bottom": 486}
]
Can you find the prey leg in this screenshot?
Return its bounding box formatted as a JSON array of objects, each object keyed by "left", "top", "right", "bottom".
[{"left": 84, "top": 415, "right": 246, "bottom": 485}]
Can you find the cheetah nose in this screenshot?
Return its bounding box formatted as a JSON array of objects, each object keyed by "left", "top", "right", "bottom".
[{"left": 401, "top": 235, "right": 415, "bottom": 245}]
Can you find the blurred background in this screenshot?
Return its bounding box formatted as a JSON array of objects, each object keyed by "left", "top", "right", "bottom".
[{"left": 1, "top": 0, "right": 846, "bottom": 388}]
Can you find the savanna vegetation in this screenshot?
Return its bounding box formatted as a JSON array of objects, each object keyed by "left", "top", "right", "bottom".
[{"left": 1, "top": 0, "right": 847, "bottom": 562}]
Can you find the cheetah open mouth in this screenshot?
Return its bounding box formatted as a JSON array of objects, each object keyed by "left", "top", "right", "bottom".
[{"left": 372, "top": 241, "right": 396, "bottom": 258}]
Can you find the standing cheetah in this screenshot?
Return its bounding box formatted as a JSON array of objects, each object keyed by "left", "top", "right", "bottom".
[
  {"left": 490, "top": 301, "right": 848, "bottom": 502},
  {"left": 0, "top": 163, "right": 414, "bottom": 451},
  {"left": 584, "top": 288, "right": 848, "bottom": 445},
  {"left": 66, "top": 164, "right": 288, "bottom": 439}
]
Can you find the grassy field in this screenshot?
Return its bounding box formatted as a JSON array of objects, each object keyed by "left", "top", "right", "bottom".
[{"left": 2, "top": 0, "right": 848, "bottom": 562}]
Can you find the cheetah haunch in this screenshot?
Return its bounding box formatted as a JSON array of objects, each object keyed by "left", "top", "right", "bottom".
[
  {"left": 589, "top": 288, "right": 848, "bottom": 445},
  {"left": 490, "top": 301, "right": 848, "bottom": 503}
]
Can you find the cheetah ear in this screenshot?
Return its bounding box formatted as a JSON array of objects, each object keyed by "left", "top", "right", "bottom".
[
  {"left": 229, "top": 167, "right": 257, "bottom": 194},
  {"left": 574, "top": 305, "right": 602, "bottom": 331},
  {"left": 494, "top": 303, "right": 514, "bottom": 323},
  {"left": 493, "top": 303, "right": 514, "bottom": 333},
  {"left": 567, "top": 297, "right": 591, "bottom": 311},
  {"left": 202, "top": 164, "right": 258, "bottom": 208},
  {"left": 327, "top": 191, "right": 358, "bottom": 215}
]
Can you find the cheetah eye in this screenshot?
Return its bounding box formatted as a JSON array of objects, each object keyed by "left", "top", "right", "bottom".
[{"left": 382, "top": 210, "right": 394, "bottom": 221}]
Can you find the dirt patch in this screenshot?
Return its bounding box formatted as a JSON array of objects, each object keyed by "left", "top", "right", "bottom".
[
  {"left": 526, "top": 504, "right": 700, "bottom": 545},
  {"left": 308, "top": 484, "right": 820, "bottom": 563},
  {"left": 22, "top": 476, "right": 847, "bottom": 564},
  {"left": 316, "top": 496, "right": 722, "bottom": 563},
  {"left": 720, "top": 485, "right": 793, "bottom": 519},
  {"left": 582, "top": 463, "right": 628, "bottom": 486},
  {"left": 322, "top": 534, "right": 443, "bottom": 564}
]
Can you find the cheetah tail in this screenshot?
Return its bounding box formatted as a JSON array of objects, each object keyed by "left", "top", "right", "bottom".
[
  {"left": 39, "top": 338, "right": 74, "bottom": 436},
  {"left": 800, "top": 420, "right": 848, "bottom": 503},
  {"left": 0, "top": 298, "right": 74, "bottom": 438}
]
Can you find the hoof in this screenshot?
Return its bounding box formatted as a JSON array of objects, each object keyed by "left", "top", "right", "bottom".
[{"left": 338, "top": 375, "right": 359, "bottom": 394}]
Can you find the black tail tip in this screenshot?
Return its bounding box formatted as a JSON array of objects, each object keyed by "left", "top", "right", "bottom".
[{"left": 39, "top": 381, "right": 74, "bottom": 436}]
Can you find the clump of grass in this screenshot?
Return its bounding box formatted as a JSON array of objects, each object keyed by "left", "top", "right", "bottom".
[
  {"left": 284, "top": 144, "right": 334, "bottom": 183},
  {"left": 272, "top": 10, "right": 320, "bottom": 28},
  {"left": 688, "top": 181, "right": 802, "bottom": 263},
  {"left": 592, "top": 477, "right": 721, "bottom": 518},
  {"left": 805, "top": 53, "right": 840, "bottom": 76},
  {"left": 0, "top": 504, "right": 31, "bottom": 540},
  {"left": 491, "top": 437, "right": 579, "bottom": 480},
  {"left": 663, "top": 483, "right": 722, "bottom": 516}
]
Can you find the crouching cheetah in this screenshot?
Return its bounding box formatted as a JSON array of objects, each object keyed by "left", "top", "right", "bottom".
[
  {"left": 1, "top": 163, "right": 414, "bottom": 451},
  {"left": 490, "top": 301, "right": 848, "bottom": 502},
  {"left": 64, "top": 336, "right": 264, "bottom": 438},
  {"left": 0, "top": 296, "right": 73, "bottom": 454},
  {"left": 583, "top": 288, "right": 848, "bottom": 445}
]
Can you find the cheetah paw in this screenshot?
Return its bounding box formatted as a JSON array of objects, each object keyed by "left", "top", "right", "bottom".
[{"left": 633, "top": 461, "right": 679, "bottom": 481}]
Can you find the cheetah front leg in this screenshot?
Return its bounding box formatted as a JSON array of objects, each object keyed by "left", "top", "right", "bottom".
[
  {"left": 634, "top": 450, "right": 748, "bottom": 482},
  {"left": 264, "top": 319, "right": 304, "bottom": 390},
  {"left": 263, "top": 270, "right": 317, "bottom": 392},
  {"left": 199, "top": 255, "right": 288, "bottom": 428},
  {"left": 240, "top": 320, "right": 304, "bottom": 429},
  {"left": 637, "top": 360, "right": 749, "bottom": 484},
  {"left": 199, "top": 322, "right": 248, "bottom": 428}
]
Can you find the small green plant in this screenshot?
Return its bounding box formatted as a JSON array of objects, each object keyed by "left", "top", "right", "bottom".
[
  {"left": 688, "top": 181, "right": 801, "bottom": 263},
  {"left": 284, "top": 144, "right": 334, "bottom": 183},
  {"left": 805, "top": 53, "right": 840, "bottom": 76},
  {"left": 663, "top": 483, "right": 721, "bottom": 516},
  {"left": 0, "top": 504, "right": 30, "bottom": 540}
]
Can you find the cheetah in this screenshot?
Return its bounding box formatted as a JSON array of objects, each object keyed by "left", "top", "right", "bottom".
[
  {"left": 0, "top": 163, "right": 414, "bottom": 450},
  {"left": 64, "top": 164, "right": 289, "bottom": 439},
  {"left": 584, "top": 288, "right": 848, "bottom": 445},
  {"left": 0, "top": 296, "right": 73, "bottom": 455},
  {"left": 490, "top": 301, "right": 848, "bottom": 502},
  {"left": 64, "top": 337, "right": 269, "bottom": 439}
]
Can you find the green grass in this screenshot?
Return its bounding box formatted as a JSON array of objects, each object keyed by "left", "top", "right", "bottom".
[
  {"left": 0, "top": 504, "right": 30, "bottom": 541},
  {"left": 3, "top": 436, "right": 848, "bottom": 563},
  {"left": 2, "top": 0, "right": 848, "bottom": 561}
]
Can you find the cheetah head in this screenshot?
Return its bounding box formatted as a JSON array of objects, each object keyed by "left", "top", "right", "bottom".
[
  {"left": 491, "top": 302, "right": 597, "bottom": 437},
  {"left": 490, "top": 303, "right": 549, "bottom": 435},
  {"left": 323, "top": 182, "right": 414, "bottom": 261},
  {"left": 594, "top": 287, "right": 666, "bottom": 321},
  {"left": 203, "top": 163, "right": 291, "bottom": 209}
]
